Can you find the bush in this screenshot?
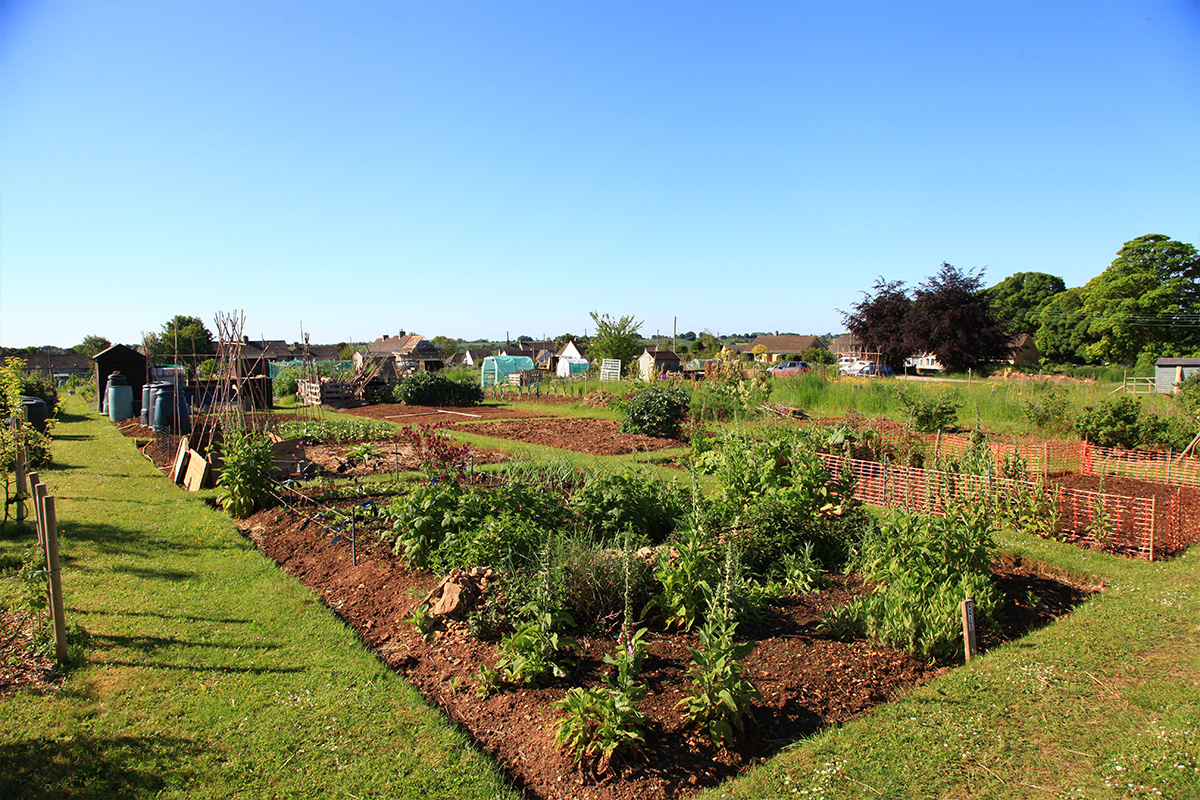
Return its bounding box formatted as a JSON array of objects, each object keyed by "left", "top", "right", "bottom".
[
  {"left": 1074, "top": 396, "right": 1163, "bottom": 449},
  {"left": 570, "top": 470, "right": 686, "bottom": 545},
  {"left": 215, "top": 427, "right": 274, "bottom": 518},
  {"left": 897, "top": 386, "right": 961, "bottom": 432},
  {"left": 824, "top": 501, "right": 1000, "bottom": 660},
  {"left": 1020, "top": 380, "right": 1071, "bottom": 433},
  {"left": 619, "top": 385, "right": 690, "bottom": 438},
  {"left": 394, "top": 372, "right": 483, "bottom": 407}
]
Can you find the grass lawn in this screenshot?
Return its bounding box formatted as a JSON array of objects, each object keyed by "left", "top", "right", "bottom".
[{"left": 0, "top": 397, "right": 517, "bottom": 800}]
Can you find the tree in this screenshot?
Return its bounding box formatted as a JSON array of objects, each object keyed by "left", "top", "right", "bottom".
[
  {"left": 430, "top": 335, "right": 460, "bottom": 359},
  {"left": 1034, "top": 287, "right": 1092, "bottom": 364},
  {"left": 985, "top": 272, "right": 1066, "bottom": 334},
  {"left": 72, "top": 335, "right": 112, "bottom": 358},
  {"left": 682, "top": 331, "right": 697, "bottom": 341},
  {"left": 144, "top": 315, "right": 215, "bottom": 368},
  {"left": 587, "top": 311, "right": 643, "bottom": 369},
  {"left": 842, "top": 278, "right": 914, "bottom": 370},
  {"left": 904, "top": 264, "right": 1013, "bottom": 373},
  {"left": 1082, "top": 235, "right": 1200, "bottom": 364},
  {"left": 554, "top": 332, "right": 589, "bottom": 352}
]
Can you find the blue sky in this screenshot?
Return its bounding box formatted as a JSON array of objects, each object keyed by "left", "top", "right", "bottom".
[{"left": 2, "top": 1, "right": 1197, "bottom": 349}]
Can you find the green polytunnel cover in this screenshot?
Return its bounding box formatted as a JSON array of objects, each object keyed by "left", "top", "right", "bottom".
[{"left": 480, "top": 356, "right": 536, "bottom": 386}]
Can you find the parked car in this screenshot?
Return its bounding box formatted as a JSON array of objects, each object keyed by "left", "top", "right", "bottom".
[
  {"left": 838, "top": 358, "right": 869, "bottom": 375},
  {"left": 767, "top": 360, "right": 810, "bottom": 377},
  {"left": 853, "top": 363, "right": 894, "bottom": 377}
]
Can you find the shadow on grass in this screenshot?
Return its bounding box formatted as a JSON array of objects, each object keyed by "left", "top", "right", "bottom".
[
  {"left": 51, "top": 433, "right": 95, "bottom": 441},
  {"left": 111, "top": 564, "right": 198, "bottom": 581},
  {"left": 65, "top": 607, "right": 254, "bottom": 625},
  {"left": 92, "top": 632, "right": 280, "bottom": 654},
  {"left": 54, "top": 410, "right": 93, "bottom": 423},
  {"left": 0, "top": 732, "right": 205, "bottom": 800}
]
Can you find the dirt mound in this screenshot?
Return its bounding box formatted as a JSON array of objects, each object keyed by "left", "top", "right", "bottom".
[{"left": 582, "top": 391, "right": 615, "bottom": 408}]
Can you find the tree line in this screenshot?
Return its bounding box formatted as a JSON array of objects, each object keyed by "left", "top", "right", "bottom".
[{"left": 842, "top": 234, "right": 1199, "bottom": 372}]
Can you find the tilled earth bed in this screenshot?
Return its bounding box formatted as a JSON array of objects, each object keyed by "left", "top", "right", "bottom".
[
  {"left": 239, "top": 505, "right": 1092, "bottom": 800},
  {"left": 451, "top": 417, "right": 684, "bottom": 457}
]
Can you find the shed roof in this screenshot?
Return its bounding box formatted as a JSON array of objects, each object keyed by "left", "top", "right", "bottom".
[{"left": 1156, "top": 358, "right": 1200, "bottom": 367}]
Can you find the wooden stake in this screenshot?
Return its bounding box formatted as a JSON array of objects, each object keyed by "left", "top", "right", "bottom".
[
  {"left": 961, "top": 599, "right": 977, "bottom": 662},
  {"left": 14, "top": 444, "right": 26, "bottom": 522},
  {"left": 41, "top": 495, "right": 68, "bottom": 665},
  {"left": 33, "top": 482, "right": 48, "bottom": 549}
]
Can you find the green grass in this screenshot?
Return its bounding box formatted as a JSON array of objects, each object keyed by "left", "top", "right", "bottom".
[
  {"left": 0, "top": 398, "right": 518, "bottom": 800},
  {"left": 768, "top": 371, "right": 1178, "bottom": 437},
  {"left": 702, "top": 530, "right": 1200, "bottom": 800}
]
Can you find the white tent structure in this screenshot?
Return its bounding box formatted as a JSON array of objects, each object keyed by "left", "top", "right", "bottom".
[{"left": 556, "top": 357, "right": 589, "bottom": 378}]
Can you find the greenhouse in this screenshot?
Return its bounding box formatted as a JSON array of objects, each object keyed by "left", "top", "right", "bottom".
[{"left": 480, "top": 355, "right": 535, "bottom": 387}]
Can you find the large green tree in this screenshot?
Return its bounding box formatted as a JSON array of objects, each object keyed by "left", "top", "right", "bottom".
[
  {"left": 587, "top": 311, "right": 643, "bottom": 369},
  {"left": 72, "top": 335, "right": 112, "bottom": 358},
  {"left": 1082, "top": 234, "right": 1200, "bottom": 364},
  {"left": 144, "top": 315, "right": 216, "bottom": 368},
  {"left": 986, "top": 272, "right": 1066, "bottom": 334},
  {"left": 1034, "top": 287, "right": 1092, "bottom": 364}
]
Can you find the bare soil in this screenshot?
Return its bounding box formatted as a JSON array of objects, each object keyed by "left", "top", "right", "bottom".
[
  {"left": 452, "top": 417, "right": 684, "bottom": 457},
  {"left": 345, "top": 403, "right": 552, "bottom": 423},
  {"left": 238, "top": 504, "right": 1092, "bottom": 800}
]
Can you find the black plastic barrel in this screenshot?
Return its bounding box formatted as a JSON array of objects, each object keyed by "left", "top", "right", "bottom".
[{"left": 20, "top": 396, "right": 48, "bottom": 434}]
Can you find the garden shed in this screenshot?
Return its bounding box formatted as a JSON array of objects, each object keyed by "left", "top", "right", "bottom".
[
  {"left": 480, "top": 355, "right": 535, "bottom": 387},
  {"left": 1155, "top": 357, "right": 1200, "bottom": 394},
  {"left": 93, "top": 344, "right": 147, "bottom": 415}
]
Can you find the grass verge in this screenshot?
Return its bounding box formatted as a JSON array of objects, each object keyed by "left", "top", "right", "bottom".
[{"left": 0, "top": 397, "right": 518, "bottom": 800}]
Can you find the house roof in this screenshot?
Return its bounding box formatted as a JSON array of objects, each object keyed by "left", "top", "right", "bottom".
[
  {"left": 499, "top": 348, "right": 535, "bottom": 359},
  {"left": 1157, "top": 358, "right": 1200, "bottom": 367},
  {"left": 93, "top": 344, "right": 145, "bottom": 362},
  {"left": 242, "top": 339, "right": 295, "bottom": 359},
  {"left": 642, "top": 348, "right": 681, "bottom": 361},
  {"left": 369, "top": 333, "right": 438, "bottom": 356},
  {"left": 557, "top": 340, "right": 588, "bottom": 357},
  {"left": 827, "top": 334, "right": 865, "bottom": 355}
]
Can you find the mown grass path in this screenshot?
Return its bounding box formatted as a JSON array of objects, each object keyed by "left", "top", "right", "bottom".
[{"left": 1, "top": 398, "right": 517, "bottom": 800}]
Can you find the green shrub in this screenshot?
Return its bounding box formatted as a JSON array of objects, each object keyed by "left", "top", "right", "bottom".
[
  {"left": 824, "top": 501, "right": 1000, "bottom": 661},
  {"left": 215, "top": 427, "right": 274, "bottom": 518},
  {"left": 619, "top": 385, "right": 690, "bottom": 438},
  {"left": 393, "top": 372, "right": 483, "bottom": 407},
  {"left": 1074, "top": 396, "right": 1163, "bottom": 449},
  {"left": 897, "top": 386, "right": 962, "bottom": 432},
  {"left": 570, "top": 469, "right": 686, "bottom": 545},
  {"left": 1019, "top": 381, "right": 1071, "bottom": 433}
]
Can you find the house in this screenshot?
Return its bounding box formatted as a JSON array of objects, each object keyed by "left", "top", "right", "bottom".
[
  {"left": 558, "top": 340, "right": 589, "bottom": 360},
  {"left": 367, "top": 331, "right": 444, "bottom": 375},
  {"left": 637, "top": 348, "right": 682, "bottom": 381},
  {"left": 827, "top": 334, "right": 869, "bottom": 360},
  {"left": 461, "top": 349, "right": 493, "bottom": 367},
  {"left": 725, "top": 333, "right": 827, "bottom": 362},
  {"left": 1006, "top": 334, "right": 1039, "bottom": 368},
  {"left": 1155, "top": 358, "right": 1200, "bottom": 395},
  {"left": 498, "top": 347, "right": 536, "bottom": 360}
]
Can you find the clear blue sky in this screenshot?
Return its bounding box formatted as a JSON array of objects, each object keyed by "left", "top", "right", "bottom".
[{"left": 2, "top": 1, "right": 1197, "bottom": 348}]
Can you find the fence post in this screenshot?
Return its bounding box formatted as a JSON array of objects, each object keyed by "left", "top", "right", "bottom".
[
  {"left": 33, "top": 481, "right": 48, "bottom": 549},
  {"left": 961, "top": 599, "right": 977, "bottom": 662},
  {"left": 1149, "top": 495, "right": 1156, "bottom": 561},
  {"left": 14, "top": 444, "right": 26, "bottom": 522},
  {"left": 41, "top": 495, "right": 68, "bottom": 665}
]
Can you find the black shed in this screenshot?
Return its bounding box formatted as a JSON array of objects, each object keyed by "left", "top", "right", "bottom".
[{"left": 93, "top": 344, "right": 148, "bottom": 414}]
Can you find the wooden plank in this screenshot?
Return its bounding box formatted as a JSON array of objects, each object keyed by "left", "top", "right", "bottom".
[
  {"left": 171, "top": 435, "right": 191, "bottom": 484},
  {"left": 183, "top": 449, "right": 210, "bottom": 491}
]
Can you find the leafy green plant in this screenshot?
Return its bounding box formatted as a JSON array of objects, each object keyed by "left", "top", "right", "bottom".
[
  {"left": 677, "top": 546, "right": 760, "bottom": 747},
  {"left": 278, "top": 418, "right": 395, "bottom": 443},
  {"left": 646, "top": 525, "right": 720, "bottom": 631},
  {"left": 555, "top": 685, "right": 646, "bottom": 776},
  {"left": 619, "top": 385, "right": 691, "bottom": 438},
  {"left": 1074, "top": 396, "right": 1165, "bottom": 449},
  {"left": 1019, "top": 380, "right": 1071, "bottom": 432},
  {"left": 345, "top": 442, "right": 383, "bottom": 466},
  {"left": 781, "top": 541, "right": 825, "bottom": 594},
  {"left": 406, "top": 602, "right": 435, "bottom": 640},
  {"left": 897, "top": 386, "right": 962, "bottom": 433},
  {"left": 570, "top": 469, "right": 686, "bottom": 545},
  {"left": 824, "top": 500, "right": 1000, "bottom": 661},
  {"left": 496, "top": 604, "right": 580, "bottom": 686},
  {"left": 394, "top": 372, "right": 483, "bottom": 407},
  {"left": 389, "top": 481, "right": 463, "bottom": 567},
  {"left": 215, "top": 427, "right": 274, "bottom": 518}
]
